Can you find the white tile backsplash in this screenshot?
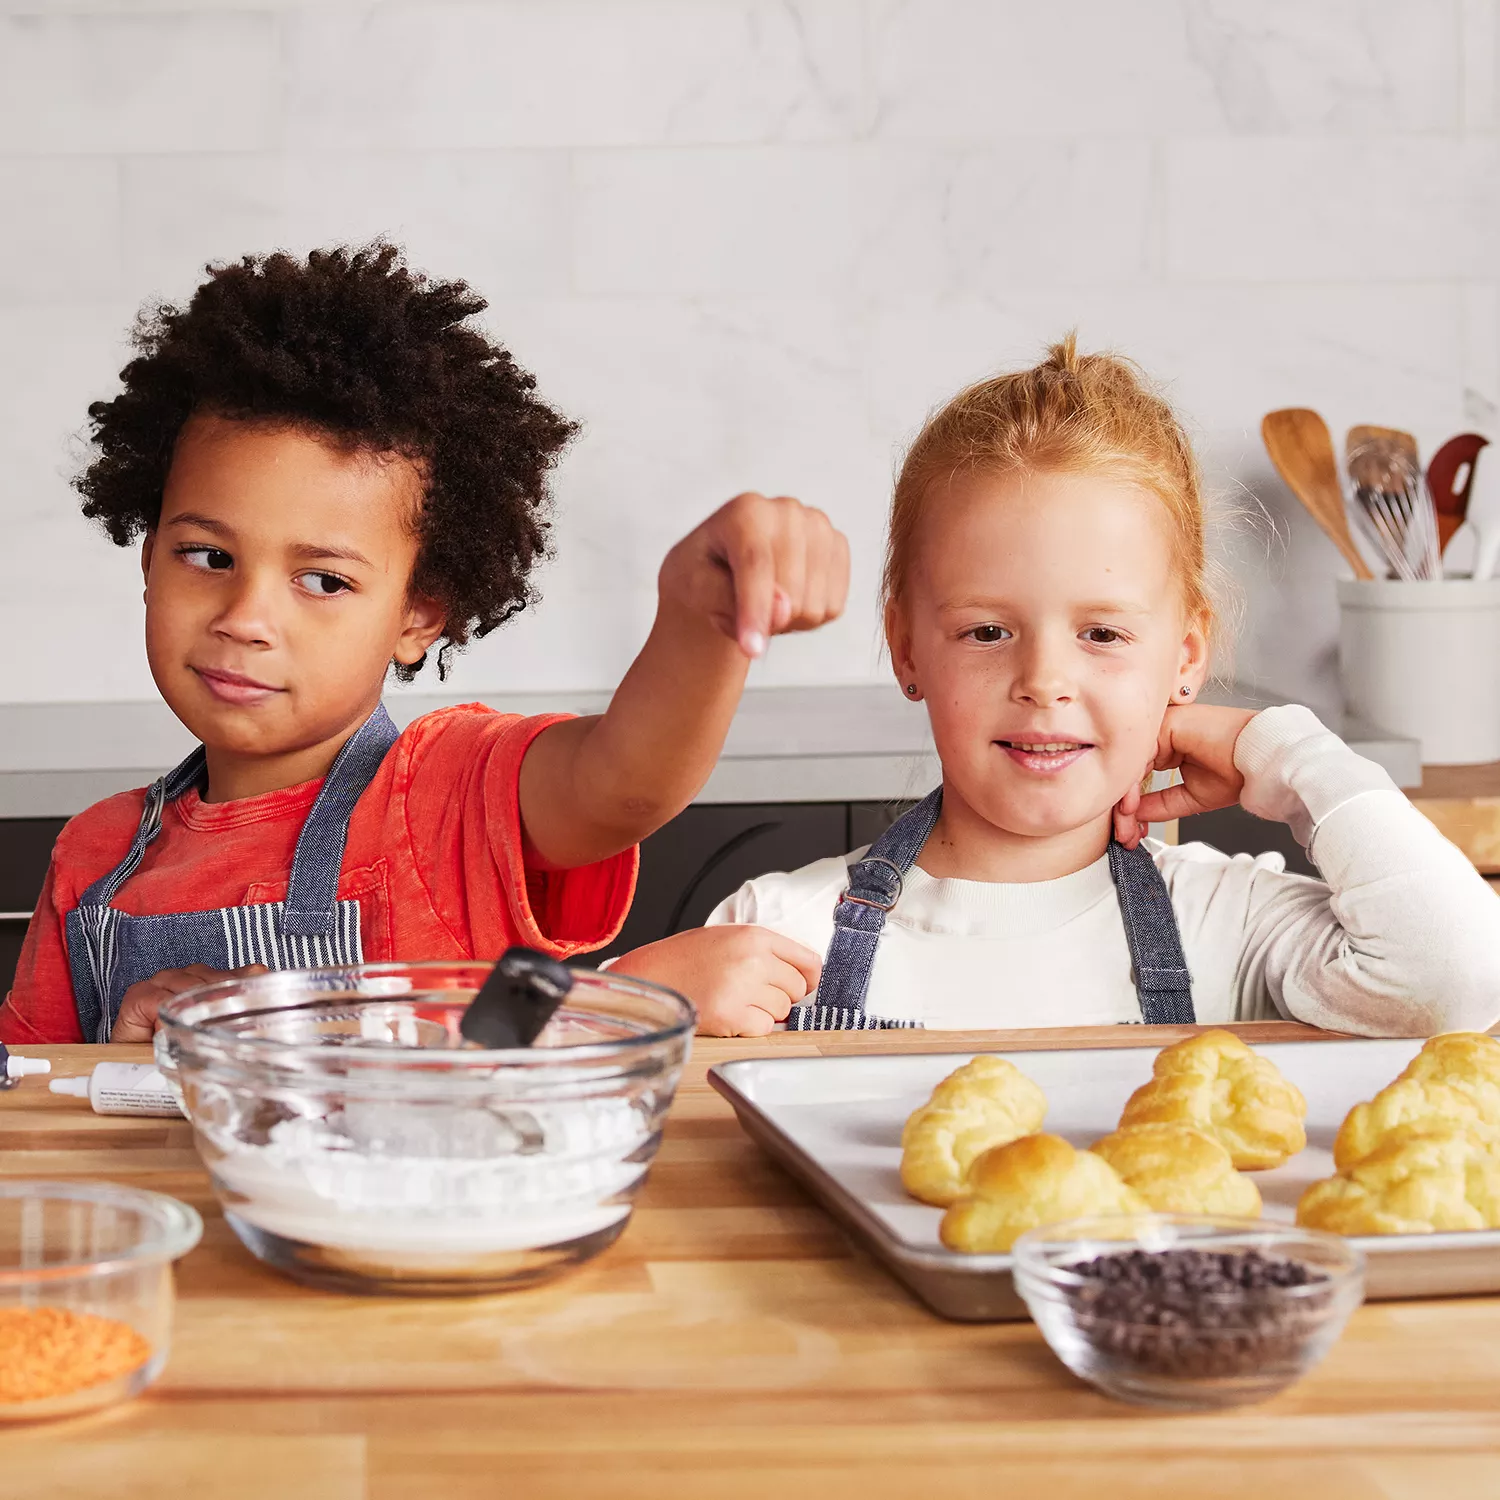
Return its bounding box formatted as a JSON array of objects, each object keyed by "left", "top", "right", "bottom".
[
  {"left": 0, "top": 12, "right": 279, "bottom": 154},
  {"left": 850, "top": 141, "right": 1157, "bottom": 293},
  {"left": 1462, "top": 281, "right": 1500, "bottom": 430},
  {"left": 863, "top": 284, "right": 1469, "bottom": 462},
  {"left": 1461, "top": 0, "right": 1499, "bottom": 129},
  {"left": 1181, "top": 0, "right": 1461, "bottom": 133},
  {"left": 0, "top": 0, "right": 1496, "bottom": 708},
  {"left": 868, "top": 0, "right": 1460, "bottom": 139},
  {"left": 867, "top": 0, "right": 1224, "bottom": 140},
  {"left": 573, "top": 147, "right": 864, "bottom": 297},
  {"left": 1166, "top": 137, "right": 1500, "bottom": 282},
  {"left": 0, "top": 158, "right": 123, "bottom": 304},
  {"left": 120, "top": 151, "right": 574, "bottom": 298},
  {"left": 0, "top": 305, "right": 137, "bottom": 483},
  {"left": 283, "top": 1, "right": 870, "bottom": 150}
]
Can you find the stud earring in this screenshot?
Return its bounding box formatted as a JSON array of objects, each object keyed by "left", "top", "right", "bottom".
[
  {"left": 1179, "top": 685, "right": 1192, "bottom": 698},
  {"left": 905, "top": 683, "right": 919, "bottom": 698}
]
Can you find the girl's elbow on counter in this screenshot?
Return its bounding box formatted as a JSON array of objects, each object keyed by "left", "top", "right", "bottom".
[
  {"left": 1281, "top": 943, "right": 1500, "bottom": 1039},
  {"left": 1369, "top": 950, "right": 1500, "bottom": 1038},
  {"left": 1424, "top": 947, "right": 1500, "bottom": 1036}
]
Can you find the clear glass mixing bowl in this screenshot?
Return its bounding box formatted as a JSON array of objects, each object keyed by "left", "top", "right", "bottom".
[{"left": 155, "top": 962, "right": 694, "bottom": 1296}]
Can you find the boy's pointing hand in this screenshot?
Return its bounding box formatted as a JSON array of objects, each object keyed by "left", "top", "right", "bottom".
[
  {"left": 520, "top": 494, "right": 848, "bottom": 869},
  {"left": 660, "top": 493, "right": 850, "bottom": 658}
]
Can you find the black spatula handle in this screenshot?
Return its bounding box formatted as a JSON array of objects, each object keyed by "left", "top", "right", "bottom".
[{"left": 460, "top": 946, "right": 575, "bottom": 1049}]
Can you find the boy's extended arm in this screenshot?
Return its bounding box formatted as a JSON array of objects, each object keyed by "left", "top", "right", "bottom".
[{"left": 517, "top": 492, "right": 849, "bottom": 870}]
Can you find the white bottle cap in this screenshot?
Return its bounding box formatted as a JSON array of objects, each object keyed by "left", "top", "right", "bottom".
[
  {"left": 49, "top": 1077, "right": 90, "bottom": 1097},
  {"left": 4, "top": 1056, "right": 51, "bottom": 1079}
]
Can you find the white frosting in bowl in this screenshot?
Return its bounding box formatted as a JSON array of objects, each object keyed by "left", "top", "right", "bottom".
[{"left": 206, "top": 1096, "right": 650, "bottom": 1254}]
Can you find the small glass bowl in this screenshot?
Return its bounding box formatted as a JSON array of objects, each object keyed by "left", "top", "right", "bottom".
[
  {"left": 0, "top": 1182, "right": 202, "bottom": 1422},
  {"left": 155, "top": 962, "right": 694, "bottom": 1296},
  {"left": 1012, "top": 1214, "right": 1365, "bottom": 1410}
]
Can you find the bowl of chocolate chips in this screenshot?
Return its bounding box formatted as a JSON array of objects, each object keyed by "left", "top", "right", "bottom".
[{"left": 1011, "top": 1215, "right": 1365, "bottom": 1409}]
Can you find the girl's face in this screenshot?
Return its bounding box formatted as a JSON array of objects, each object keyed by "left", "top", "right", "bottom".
[{"left": 889, "top": 467, "right": 1208, "bottom": 846}]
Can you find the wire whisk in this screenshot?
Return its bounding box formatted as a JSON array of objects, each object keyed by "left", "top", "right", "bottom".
[{"left": 1348, "top": 439, "right": 1442, "bottom": 581}]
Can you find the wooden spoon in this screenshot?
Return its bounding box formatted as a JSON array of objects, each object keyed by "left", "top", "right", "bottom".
[
  {"left": 1426, "top": 433, "right": 1489, "bottom": 554},
  {"left": 1262, "top": 409, "right": 1374, "bottom": 580}
]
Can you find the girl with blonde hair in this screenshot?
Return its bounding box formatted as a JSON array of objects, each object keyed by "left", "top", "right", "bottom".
[{"left": 616, "top": 339, "right": 1500, "bottom": 1035}]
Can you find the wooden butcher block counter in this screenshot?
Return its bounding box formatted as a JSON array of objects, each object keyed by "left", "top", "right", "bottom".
[{"left": 4, "top": 1025, "right": 1500, "bottom": 1500}]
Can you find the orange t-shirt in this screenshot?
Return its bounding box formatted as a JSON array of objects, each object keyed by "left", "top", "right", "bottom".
[{"left": 0, "top": 704, "right": 638, "bottom": 1044}]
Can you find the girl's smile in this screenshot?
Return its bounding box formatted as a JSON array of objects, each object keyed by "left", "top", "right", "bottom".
[{"left": 995, "top": 739, "right": 1094, "bottom": 774}]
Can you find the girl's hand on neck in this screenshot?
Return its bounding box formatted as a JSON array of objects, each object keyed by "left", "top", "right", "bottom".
[
  {"left": 917, "top": 703, "right": 1259, "bottom": 881},
  {"left": 1113, "top": 704, "right": 1259, "bottom": 849}
]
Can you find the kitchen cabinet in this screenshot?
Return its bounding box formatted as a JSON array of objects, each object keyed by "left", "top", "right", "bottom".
[
  {"left": 598, "top": 801, "right": 873, "bottom": 961},
  {"left": 0, "top": 819, "right": 66, "bottom": 998},
  {"left": 595, "top": 801, "right": 848, "bottom": 959},
  {"left": 1177, "top": 806, "right": 1316, "bottom": 878}
]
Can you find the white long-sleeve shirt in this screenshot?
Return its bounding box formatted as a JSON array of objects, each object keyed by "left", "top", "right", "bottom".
[{"left": 705, "top": 706, "right": 1500, "bottom": 1036}]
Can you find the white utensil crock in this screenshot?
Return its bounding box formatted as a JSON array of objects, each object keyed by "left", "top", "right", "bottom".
[{"left": 1337, "top": 578, "right": 1500, "bottom": 765}]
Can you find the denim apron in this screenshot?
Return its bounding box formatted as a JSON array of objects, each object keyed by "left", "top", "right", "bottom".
[
  {"left": 787, "top": 787, "right": 1197, "bottom": 1031},
  {"left": 66, "top": 704, "right": 400, "bottom": 1042}
]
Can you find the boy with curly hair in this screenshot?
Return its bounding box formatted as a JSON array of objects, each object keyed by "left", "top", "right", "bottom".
[{"left": 0, "top": 244, "right": 841, "bottom": 1044}]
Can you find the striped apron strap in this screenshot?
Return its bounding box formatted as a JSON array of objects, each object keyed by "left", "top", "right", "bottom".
[
  {"left": 75, "top": 747, "right": 208, "bottom": 912},
  {"left": 280, "top": 703, "right": 401, "bottom": 938},
  {"left": 68, "top": 747, "right": 207, "bottom": 1041},
  {"left": 1108, "top": 839, "right": 1196, "bottom": 1024},
  {"left": 786, "top": 788, "right": 944, "bottom": 1032}
]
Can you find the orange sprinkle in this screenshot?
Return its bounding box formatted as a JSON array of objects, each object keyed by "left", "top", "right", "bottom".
[{"left": 0, "top": 1307, "right": 152, "bottom": 1403}]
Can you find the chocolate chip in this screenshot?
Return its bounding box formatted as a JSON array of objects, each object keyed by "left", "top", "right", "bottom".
[{"left": 1058, "top": 1248, "right": 1331, "bottom": 1380}]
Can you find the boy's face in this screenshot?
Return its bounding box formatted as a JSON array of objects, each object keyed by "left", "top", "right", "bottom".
[
  {"left": 890, "top": 467, "right": 1208, "bottom": 846},
  {"left": 143, "top": 413, "right": 444, "bottom": 774}
]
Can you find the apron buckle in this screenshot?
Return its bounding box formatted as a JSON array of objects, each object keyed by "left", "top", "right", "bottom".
[{"left": 837, "top": 855, "right": 905, "bottom": 913}]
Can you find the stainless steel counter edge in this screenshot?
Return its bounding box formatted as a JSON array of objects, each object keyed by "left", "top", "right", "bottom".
[{"left": 0, "top": 684, "right": 1422, "bottom": 819}]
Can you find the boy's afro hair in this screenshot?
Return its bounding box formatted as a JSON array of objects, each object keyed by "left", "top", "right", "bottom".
[{"left": 77, "top": 242, "right": 578, "bottom": 679}]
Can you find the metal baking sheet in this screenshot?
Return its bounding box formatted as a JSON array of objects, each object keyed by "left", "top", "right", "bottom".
[{"left": 709, "top": 1039, "right": 1500, "bottom": 1321}]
